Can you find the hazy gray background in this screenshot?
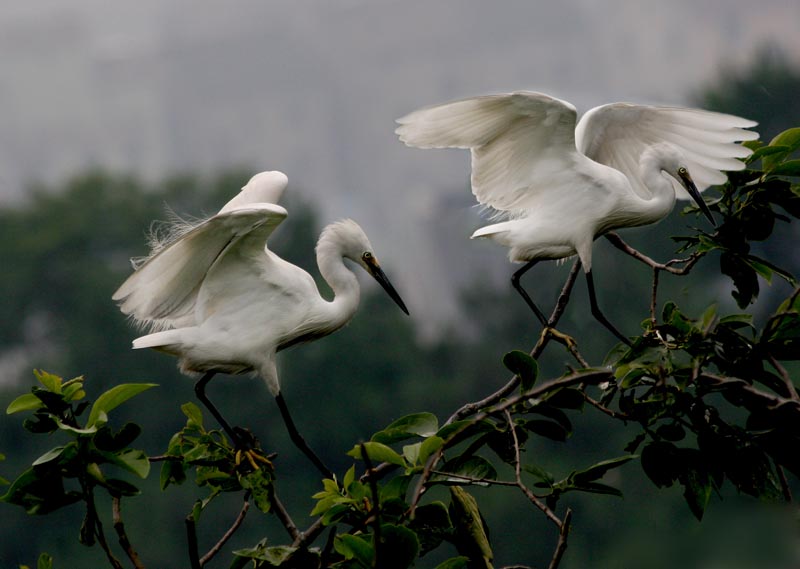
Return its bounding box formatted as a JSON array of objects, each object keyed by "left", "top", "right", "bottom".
[{"left": 2, "top": 0, "right": 799, "bottom": 335}]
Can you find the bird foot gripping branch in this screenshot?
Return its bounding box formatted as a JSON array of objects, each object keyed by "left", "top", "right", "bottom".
[{"left": 231, "top": 427, "right": 273, "bottom": 472}]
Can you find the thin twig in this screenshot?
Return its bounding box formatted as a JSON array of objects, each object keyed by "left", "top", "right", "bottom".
[
  {"left": 83, "top": 480, "right": 123, "bottom": 569},
  {"left": 112, "top": 496, "right": 145, "bottom": 569},
  {"left": 699, "top": 373, "right": 800, "bottom": 412},
  {"left": 547, "top": 509, "right": 572, "bottom": 569},
  {"left": 504, "top": 409, "right": 562, "bottom": 528},
  {"left": 767, "top": 354, "right": 799, "bottom": 401},
  {"left": 186, "top": 514, "right": 200, "bottom": 569},
  {"left": 411, "top": 369, "right": 614, "bottom": 512},
  {"left": 428, "top": 470, "right": 519, "bottom": 488},
  {"left": 361, "top": 443, "right": 382, "bottom": 568},
  {"left": 272, "top": 493, "right": 301, "bottom": 542},
  {"left": 650, "top": 268, "right": 660, "bottom": 325},
  {"left": 446, "top": 260, "right": 583, "bottom": 425},
  {"left": 292, "top": 517, "right": 326, "bottom": 549},
  {"left": 584, "top": 394, "right": 632, "bottom": 421},
  {"left": 775, "top": 463, "right": 793, "bottom": 503},
  {"left": 199, "top": 498, "right": 250, "bottom": 566},
  {"left": 604, "top": 233, "right": 704, "bottom": 275}
]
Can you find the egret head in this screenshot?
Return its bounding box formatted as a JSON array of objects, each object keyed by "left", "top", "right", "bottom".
[
  {"left": 649, "top": 144, "right": 716, "bottom": 227},
  {"left": 319, "top": 219, "right": 410, "bottom": 315},
  {"left": 673, "top": 165, "right": 716, "bottom": 227}
]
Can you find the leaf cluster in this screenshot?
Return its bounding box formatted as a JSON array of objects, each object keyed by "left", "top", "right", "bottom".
[
  {"left": 676, "top": 128, "right": 800, "bottom": 306},
  {"left": 2, "top": 371, "right": 155, "bottom": 547}
]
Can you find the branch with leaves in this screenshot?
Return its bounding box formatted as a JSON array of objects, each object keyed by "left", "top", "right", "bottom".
[{"left": 2, "top": 128, "right": 799, "bottom": 568}]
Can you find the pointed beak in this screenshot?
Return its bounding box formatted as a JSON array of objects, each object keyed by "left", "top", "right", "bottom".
[
  {"left": 365, "top": 258, "right": 410, "bottom": 315},
  {"left": 678, "top": 169, "right": 716, "bottom": 227}
]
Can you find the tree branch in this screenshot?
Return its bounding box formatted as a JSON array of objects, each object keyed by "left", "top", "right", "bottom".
[
  {"left": 200, "top": 498, "right": 250, "bottom": 567},
  {"left": 112, "top": 496, "right": 145, "bottom": 569},
  {"left": 272, "top": 493, "right": 301, "bottom": 543},
  {"left": 604, "top": 232, "right": 703, "bottom": 274},
  {"left": 547, "top": 508, "right": 572, "bottom": 569},
  {"left": 446, "top": 260, "right": 583, "bottom": 425}
]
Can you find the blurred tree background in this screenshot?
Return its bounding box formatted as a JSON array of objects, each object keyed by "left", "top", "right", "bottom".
[{"left": 1, "top": 49, "right": 799, "bottom": 568}]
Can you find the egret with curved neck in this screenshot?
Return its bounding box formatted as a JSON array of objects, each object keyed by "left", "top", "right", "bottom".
[
  {"left": 397, "top": 91, "right": 756, "bottom": 345},
  {"left": 114, "top": 171, "right": 409, "bottom": 476}
]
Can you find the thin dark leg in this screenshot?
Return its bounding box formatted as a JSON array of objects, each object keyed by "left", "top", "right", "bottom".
[
  {"left": 194, "top": 371, "right": 239, "bottom": 442},
  {"left": 275, "top": 392, "right": 333, "bottom": 479},
  {"left": 511, "top": 260, "right": 549, "bottom": 326},
  {"left": 585, "top": 271, "right": 632, "bottom": 346}
]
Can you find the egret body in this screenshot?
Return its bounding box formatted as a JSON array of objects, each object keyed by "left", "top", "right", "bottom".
[
  {"left": 113, "top": 171, "right": 409, "bottom": 475},
  {"left": 396, "top": 91, "right": 757, "bottom": 343}
]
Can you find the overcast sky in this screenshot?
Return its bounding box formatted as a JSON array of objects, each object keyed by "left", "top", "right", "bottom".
[{"left": 1, "top": 0, "right": 798, "bottom": 333}]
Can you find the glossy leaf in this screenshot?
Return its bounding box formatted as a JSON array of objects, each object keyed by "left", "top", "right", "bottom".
[
  {"left": 86, "top": 383, "right": 158, "bottom": 428},
  {"left": 379, "top": 523, "right": 420, "bottom": 569},
  {"left": 571, "top": 455, "right": 637, "bottom": 484},
  {"left": 503, "top": 350, "right": 538, "bottom": 391},
  {"left": 335, "top": 534, "right": 374, "bottom": 566},
  {"left": 409, "top": 501, "right": 452, "bottom": 555},
  {"left": 6, "top": 393, "right": 44, "bottom": 415},
  {"left": 434, "top": 456, "right": 497, "bottom": 485},
  {"left": 372, "top": 412, "right": 439, "bottom": 444},
  {"left": 347, "top": 442, "right": 405, "bottom": 466},
  {"left": 435, "top": 558, "right": 470, "bottom": 569}
]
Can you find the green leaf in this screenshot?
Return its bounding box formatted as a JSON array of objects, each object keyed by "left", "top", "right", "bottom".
[
  {"left": 402, "top": 442, "right": 421, "bottom": 465},
  {"left": 545, "top": 388, "right": 585, "bottom": 410},
  {"left": 100, "top": 449, "right": 151, "bottom": 479},
  {"left": 347, "top": 442, "right": 405, "bottom": 466},
  {"left": 419, "top": 436, "right": 444, "bottom": 465},
  {"left": 33, "top": 370, "right": 62, "bottom": 394},
  {"left": 503, "top": 350, "right": 538, "bottom": 391},
  {"left": 769, "top": 159, "right": 800, "bottom": 177},
  {"left": 449, "top": 487, "right": 493, "bottom": 568},
  {"left": 680, "top": 451, "right": 712, "bottom": 521},
  {"left": 334, "top": 534, "right": 374, "bottom": 566},
  {"left": 379, "top": 523, "right": 420, "bottom": 569},
  {"left": 94, "top": 423, "right": 142, "bottom": 452},
  {"left": 86, "top": 383, "right": 158, "bottom": 428},
  {"left": 409, "top": 501, "right": 452, "bottom": 555},
  {"left": 240, "top": 469, "right": 273, "bottom": 513},
  {"left": 641, "top": 441, "right": 681, "bottom": 488},
  {"left": 769, "top": 127, "right": 800, "bottom": 151},
  {"left": 435, "top": 557, "right": 469, "bottom": 569},
  {"left": 36, "top": 552, "right": 54, "bottom": 569},
  {"left": 569, "top": 481, "right": 623, "bottom": 497},
  {"left": 181, "top": 402, "right": 204, "bottom": 430},
  {"left": 434, "top": 456, "right": 497, "bottom": 485},
  {"left": 372, "top": 412, "right": 439, "bottom": 444},
  {"left": 342, "top": 464, "right": 356, "bottom": 489},
  {"left": 380, "top": 475, "right": 411, "bottom": 502},
  {"left": 102, "top": 478, "right": 140, "bottom": 497},
  {"left": 571, "top": 455, "right": 637, "bottom": 484},
  {"left": 32, "top": 446, "right": 68, "bottom": 467},
  {"left": 6, "top": 393, "right": 44, "bottom": 415},
  {"left": 523, "top": 419, "right": 569, "bottom": 442},
  {"left": 523, "top": 463, "right": 555, "bottom": 486}
]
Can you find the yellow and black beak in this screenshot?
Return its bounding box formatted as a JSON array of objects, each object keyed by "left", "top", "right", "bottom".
[
  {"left": 364, "top": 255, "right": 410, "bottom": 315},
  {"left": 678, "top": 168, "right": 716, "bottom": 227}
]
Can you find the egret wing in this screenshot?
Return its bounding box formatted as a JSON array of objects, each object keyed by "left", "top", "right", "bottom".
[
  {"left": 219, "top": 170, "right": 288, "bottom": 214},
  {"left": 397, "top": 91, "right": 583, "bottom": 212},
  {"left": 113, "top": 203, "right": 288, "bottom": 329},
  {"left": 576, "top": 103, "right": 758, "bottom": 199}
]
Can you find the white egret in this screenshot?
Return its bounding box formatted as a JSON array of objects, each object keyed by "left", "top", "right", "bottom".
[
  {"left": 396, "top": 91, "right": 757, "bottom": 344},
  {"left": 113, "top": 171, "right": 409, "bottom": 476}
]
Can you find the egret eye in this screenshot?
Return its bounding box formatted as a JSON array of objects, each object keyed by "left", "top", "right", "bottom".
[
  {"left": 362, "top": 252, "right": 373, "bottom": 262},
  {"left": 678, "top": 167, "right": 688, "bottom": 175}
]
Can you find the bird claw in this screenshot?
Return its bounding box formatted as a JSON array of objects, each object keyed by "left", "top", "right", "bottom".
[
  {"left": 235, "top": 448, "right": 273, "bottom": 471},
  {"left": 544, "top": 327, "right": 578, "bottom": 350},
  {"left": 231, "top": 427, "right": 273, "bottom": 472}
]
